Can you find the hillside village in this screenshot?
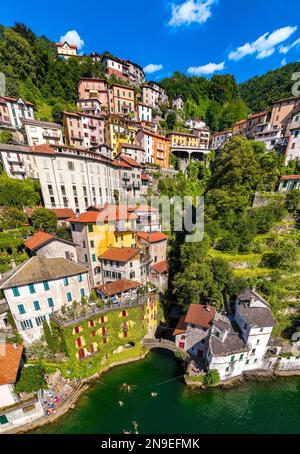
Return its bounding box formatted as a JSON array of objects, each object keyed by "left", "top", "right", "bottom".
[{"left": 0, "top": 28, "right": 300, "bottom": 433}]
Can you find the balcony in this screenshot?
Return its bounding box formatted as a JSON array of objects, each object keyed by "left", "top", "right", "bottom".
[
  {"left": 43, "top": 131, "right": 61, "bottom": 139},
  {"left": 7, "top": 155, "right": 22, "bottom": 164}
]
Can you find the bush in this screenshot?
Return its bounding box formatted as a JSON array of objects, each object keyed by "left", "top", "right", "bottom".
[
  {"left": 203, "top": 369, "right": 220, "bottom": 386},
  {"left": 15, "top": 365, "right": 47, "bottom": 393}
]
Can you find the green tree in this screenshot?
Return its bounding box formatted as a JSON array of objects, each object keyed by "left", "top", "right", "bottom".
[
  {"left": 0, "top": 175, "right": 40, "bottom": 207},
  {"left": 285, "top": 190, "right": 300, "bottom": 213},
  {"left": 0, "top": 207, "right": 27, "bottom": 230},
  {"left": 0, "top": 131, "right": 13, "bottom": 144},
  {"left": 42, "top": 319, "right": 56, "bottom": 354},
  {"left": 262, "top": 239, "right": 297, "bottom": 269},
  {"left": 15, "top": 365, "right": 47, "bottom": 393},
  {"left": 32, "top": 208, "right": 57, "bottom": 232},
  {"left": 166, "top": 111, "right": 177, "bottom": 131},
  {"left": 203, "top": 369, "right": 220, "bottom": 386}
]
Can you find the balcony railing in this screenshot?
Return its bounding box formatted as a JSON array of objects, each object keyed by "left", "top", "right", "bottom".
[{"left": 51, "top": 294, "right": 150, "bottom": 328}]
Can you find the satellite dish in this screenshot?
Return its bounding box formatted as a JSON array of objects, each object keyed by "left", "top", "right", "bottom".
[{"left": 0, "top": 72, "right": 5, "bottom": 97}]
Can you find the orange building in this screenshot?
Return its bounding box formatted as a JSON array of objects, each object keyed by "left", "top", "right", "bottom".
[
  {"left": 137, "top": 129, "right": 170, "bottom": 168},
  {"left": 108, "top": 84, "right": 135, "bottom": 116},
  {"left": 270, "top": 96, "right": 300, "bottom": 133},
  {"left": 77, "top": 78, "right": 109, "bottom": 114}
]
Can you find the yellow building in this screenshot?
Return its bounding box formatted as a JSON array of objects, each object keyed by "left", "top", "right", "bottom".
[
  {"left": 167, "top": 131, "right": 200, "bottom": 148},
  {"left": 69, "top": 207, "right": 137, "bottom": 286},
  {"left": 105, "top": 115, "right": 137, "bottom": 157}
]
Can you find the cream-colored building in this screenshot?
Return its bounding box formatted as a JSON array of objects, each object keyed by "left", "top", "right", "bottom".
[
  {"left": 56, "top": 41, "right": 78, "bottom": 59},
  {"left": 22, "top": 119, "right": 63, "bottom": 146}
]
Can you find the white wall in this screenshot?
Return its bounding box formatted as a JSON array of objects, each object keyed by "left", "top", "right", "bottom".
[{"left": 0, "top": 384, "right": 18, "bottom": 408}]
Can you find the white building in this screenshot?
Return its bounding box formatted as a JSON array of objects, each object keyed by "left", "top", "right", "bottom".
[
  {"left": 56, "top": 42, "right": 78, "bottom": 59},
  {"left": 185, "top": 118, "right": 207, "bottom": 130},
  {"left": 0, "top": 143, "right": 121, "bottom": 212},
  {"left": 24, "top": 230, "right": 77, "bottom": 262},
  {"left": 136, "top": 103, "right": 152, "bottom": 123},
  {"left": 0, "top": 256, "right": 90, "bottom": 344},
  {"left": 254, "top": 123, "right": 284, "bottom": 151},
  {"left": 173, "top": 96, "right": 184, "bottom": 111},
  {"left": 121, "top": 143, "right": 146, "bottom": 165},
  {"left": 142, "top": 83, "right": 168, "bottom": 109},
  {"left": 22, "top": 119, "right": 63, "bottom": 146},
  {"left": 2, "top": 97, "right": 34, "bottom": 129},
  {"left": 285, "top": 109, "right": 300, "bottom": 163},
  {"left": 211, "top": 131, "right": 233, "bottom": 150},
  {"left": 0, "top": 343, "right": 23, "bottom": 409},
  {"left": 98, "top": 247, "right": 142, "bottom": 284}
]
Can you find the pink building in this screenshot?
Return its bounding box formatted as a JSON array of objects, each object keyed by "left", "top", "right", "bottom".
[
  {"left": 0, "top": 99, "right": 11, "bottom": 126},
  {"left": 63, "top": 112, "right": 105, "bottom": 148},
  {"left": 77, "top": 78, "right": 109, "bottom": 115}
]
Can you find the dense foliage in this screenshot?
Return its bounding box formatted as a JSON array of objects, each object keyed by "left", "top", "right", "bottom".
[
  {"left": 240, "top": 62, "right": 300, "bottom": 112},
  {"left": 15, "top": 365, "right": 47, "bottom": 393}
]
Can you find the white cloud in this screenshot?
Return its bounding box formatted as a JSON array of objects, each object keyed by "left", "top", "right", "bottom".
[
  {"left": 60, "top": 30, "right": 84, "bottom": 50},
  {"left": 229, "top": 26, "right": 297, "bottom": 61},
  {"left": 187, "top": 61, "right": 225, "bottom": 75},
  {"left": 168, "top": 0, "right": 217, "bottom": 27},
  {"left": 143, "top": 63, "right": 163, "bottom": 74},
  {"left": 281, "top": 58, "right": 287, "bottom": 66},
  {"left": 279, "top": 37, "right": 300, "bottom": 54}
]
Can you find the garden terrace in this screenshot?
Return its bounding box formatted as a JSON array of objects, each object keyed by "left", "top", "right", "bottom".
[{"left": 51, "top": 294, "right": 152, "bottom": 328}]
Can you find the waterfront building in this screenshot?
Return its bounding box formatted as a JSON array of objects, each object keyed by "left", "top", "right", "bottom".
[
  {"left": 24, "top": 230, "right": 77, "bottom": 262},
  {"left": 22, "top": 119, "right": 63, "bottom": 146},
  {"left": 136, "top": 128, "right": 170, "bottom": 168},
  {"left": 63, "top": 111, "right": 105, "bottom": 148},
  {"left": 56, "top": 41, "right": 78, "bottom": 59},
  {"left": 0, "top": 343, "right": 23, "bottom": 408},
  {"left": 278, "top": 175, "right": 300, "bottom": 192},
  {"left": 0, "top": 256, "right": 90, "bottom": 343},
  {"left": 211, "top": 130, "right": 233, "bottom": 150}
]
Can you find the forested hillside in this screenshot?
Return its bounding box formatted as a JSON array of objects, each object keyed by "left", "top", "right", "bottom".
[
  {"left": 0, "top": 23, "right": 106, "bottom": 122},
  {"left": 240, "top": 62, "right": 300, "bottom": 112}
]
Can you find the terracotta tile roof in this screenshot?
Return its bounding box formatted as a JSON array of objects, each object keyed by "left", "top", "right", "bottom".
[
  {"left": 249, "top": 111, "right": 268, "bottom": 119},
  {"left": 24, "top": 230, "right": 55, "bottom": 251},
  {"left": 173, "top": 315, "right": 187, "bottom": 336},
  {"left": 127, "top": 205, "right": 158, "bottom": 213},
  {"left": 0, "top": 343, "right": 23, "bottom": 385},
  {"left": 48, "top": 208, "right": 74, "bottom": 219},
  {"left": 112, "top": 159, "right": 132, "bottom": 169},
  {"left": 68, "top": 207, "right": 136, "bottom": 223},
  {"left": 56, "top": 42, "right": 77, "bottom": 49},
  {"left": 95, "top": 280, "right": 141, "bottom": 297},
  {"left": 121, "top": 143, "right": 144, "bottom": 150},
  {"left": 120, "top": 154, "right": 141, "bottom": 168},
  {"left": 151, "top": 260, "right": 168, "bottom": 274},
  {"left": 280, "top": 175, "right": 300, "bottom": 180},
  {"left": 30, "top": 144, "right": 56, "bottom": 154},
  {"left": 99, "top": 247, "right": 140, "bottom": 262},
  {"left": 141, "top": 174, "right": 150, "bottom": 181},
  {"left": 185, "top": 304, "right": 216, "bottom": 329},
  {"left": 0, "top": 257, "right": 88, "bottom": 289},
  {"left": 137, "top": 231, "right": 168, "bottom": 243}
]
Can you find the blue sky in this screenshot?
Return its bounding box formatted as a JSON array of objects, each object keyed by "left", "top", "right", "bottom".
[{"left": 1, "top": 0, "right": 300, "bottom": 83}]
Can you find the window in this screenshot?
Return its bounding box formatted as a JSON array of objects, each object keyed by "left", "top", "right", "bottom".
[
  {"left": 239, "top": 354, "right": 244, "bottom": 361},
  {"left": 43, "top": 281, "right": 50, "bottom": 291},
  {"left": 35, "top": 315, "right": 46, "bottom": 326},
  {"left": 90, "top": 240, "right": 95, "bottom": 248},
  {"left": 28, "top": 284, "right": 35, "bottom": 294},
  {"left": 88, "top": 225, "right": 93, "bottom": 233},
  {"left": 12, "top": 287, "right": 20, "bottom": 297},
  {"left": 78, "top": 274, "right": 83, "bottom": 283},
  {"left": 33, "top": 301, "right": 40, "bottom": 311},
  {"left": 92, "top": 254, "right": 96, "bottom": 262},
  {"left": 68, "top": 161, "right": 75, "bottom": 171},
  {"left": 18, "top": 304, "right": 26, "bottom": 315},
  {"left": 230, "top": 356, "right": 235, "bottom": 363},
  {"left": 85, "top": 254, "right": 88, "bottom": 263},
  {"left": 47, "top": 298, "right": 54, "bottom": 308},
  {"left": 63, "top": 277, "right": 69, "bottom": 286},
  {"left": 66, "top": 292, "right": 72, "bottom": 302},
  {"left": 256, "top": 339, "right": 260, "bottom": 345},
  {"left": 20, "top": 319, "right": 33, "bottom": 330},
  {"left": 80, "top": 288, "right": 85, "bottom": 298}
]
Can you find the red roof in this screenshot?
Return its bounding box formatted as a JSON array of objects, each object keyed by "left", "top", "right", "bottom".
[
  {"left": 137, "top": 231, "right": 168, "bottom": 243},
  {"left": 151, "top": 260, "right": 168, "bottom": 274},
  {"left": 280, "top": 175, "right": 300, "bottom": 180},
  {"left": 112, "top": 159, "right": 132, "bottom": 169},
  {"left": 99, "top": 247, "right": 140, "bottom": 262},
  {"left": 173, "top": 316, "right": 187, "bottom": 336},
  {"left": 48, "top": 208, "right": 74, "bottom": 219},
  {"left": 24, "top": 230, "right": 55, "bottom": 251},
  {"left": 68, "top": 207, "right": 136, "bottom": 223},
  {"left": 95, "top": 280, "right": 141, "bottom": 297},
  {"left": 141, "top": 174, "right": 150, "bottom": 181},
  {"left": 0, "top": 344, "right": 23, "bottom": 385},
  {"left": 185, "top": 304, "right": 216, "bottom": 329},
  {"left": 56, "top": 42, "right": 77, "bottom": 49},
  {"left": 120, "top": 154, "right": 141, "bottom": 168},
  {"left": 30, "top": 144, "right": 56, "bottom": 154}
]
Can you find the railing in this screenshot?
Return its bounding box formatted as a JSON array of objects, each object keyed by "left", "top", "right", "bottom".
[{"left": 51, "top": 294, "right": 150, "bottom": 327}]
